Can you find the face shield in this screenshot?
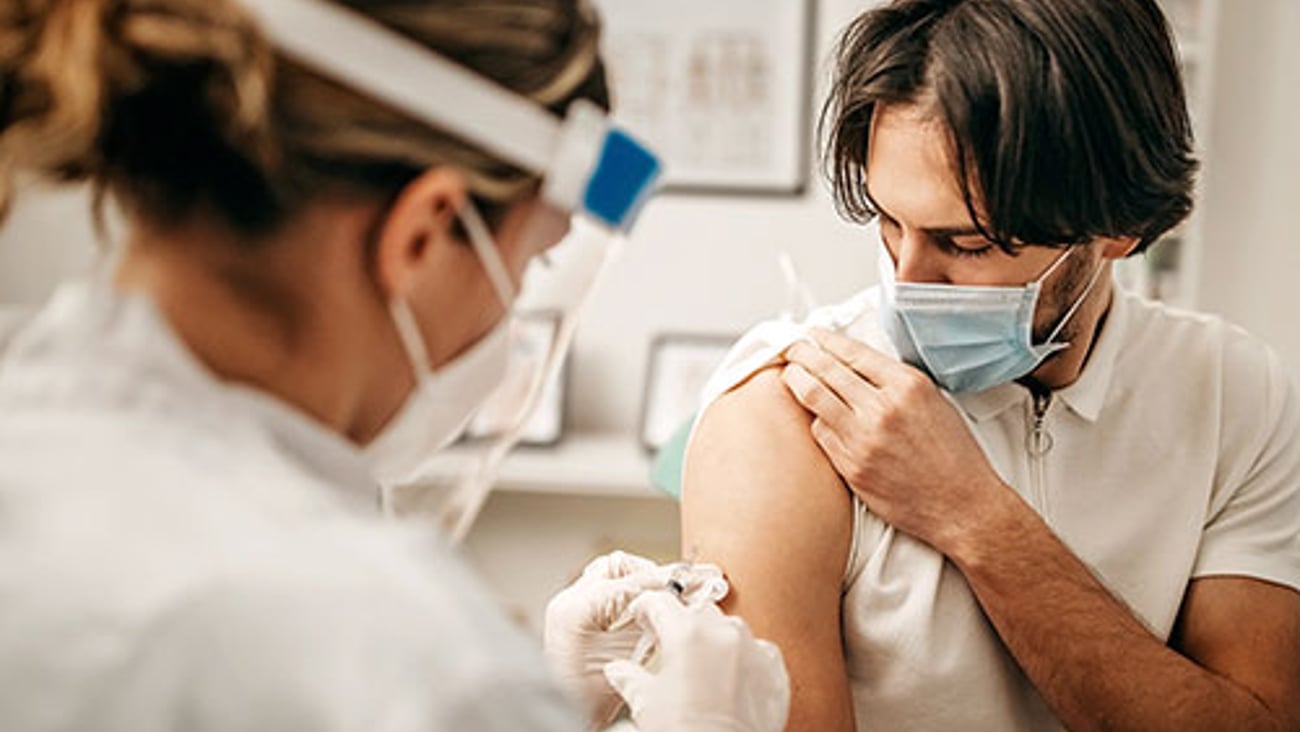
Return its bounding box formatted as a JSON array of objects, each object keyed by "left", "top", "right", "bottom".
[{"left": 247, "top": 0, "right": 662, "bottom": 541}]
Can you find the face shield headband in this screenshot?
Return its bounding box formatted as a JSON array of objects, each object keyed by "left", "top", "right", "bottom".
[{"left": 243, "top": 0, "right": 662, "bottom": 232}]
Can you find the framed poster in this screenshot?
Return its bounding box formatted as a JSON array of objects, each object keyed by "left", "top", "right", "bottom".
[
  {"left": 592, "top": 0, "right": 817, "bottom": 195},
  {"left": 639, "top": 333, "right": 737, "bottom": 452}
]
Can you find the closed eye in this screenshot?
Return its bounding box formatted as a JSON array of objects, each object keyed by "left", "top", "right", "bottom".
[
  {"left": 872, "top": 206, "right": 997, "bottom": 259},
  {"left": 934, "top": 237, "right": 996, "bottom": 259}
]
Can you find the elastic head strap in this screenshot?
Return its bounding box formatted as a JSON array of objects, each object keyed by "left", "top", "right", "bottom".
[
  {"left": 244, "top": 0, "right": 558, "bottom": 175},
  {"left": 243, "top": 0, "right": 661, "bottom": 232}
]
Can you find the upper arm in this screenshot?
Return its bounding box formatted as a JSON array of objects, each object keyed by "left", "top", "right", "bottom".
[
  {"left": 1174, "top": 346, "right": 1300, "bottom": 727},
  {"left": 1195, "top": 346, "right": 1300, "bottom": 588},
  {"left": 682, "top": 366, "right": 856, "bottom": 732},
  {"left": 1172, "top": 577, "right": 1300, "bottom": 728}
]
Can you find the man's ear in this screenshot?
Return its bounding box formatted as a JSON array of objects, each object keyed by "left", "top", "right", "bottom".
[
  {"left": 1100, "top": 235, "right": 1142, "bottom": 260},
  {"left": 372, "top": 167, "right": 469, "bottom": 300}
]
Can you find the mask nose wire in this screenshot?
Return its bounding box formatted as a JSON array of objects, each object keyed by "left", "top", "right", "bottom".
[{"left": 458, "top": 202, "right": 518, "bottom": 309}]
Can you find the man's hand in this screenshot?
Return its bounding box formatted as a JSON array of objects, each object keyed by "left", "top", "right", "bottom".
[{"left": 780, "top": 328, "right": 1012, "bottom": 554}]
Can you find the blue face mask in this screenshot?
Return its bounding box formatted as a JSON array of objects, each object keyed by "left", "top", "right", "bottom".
[{"left": 878, "top": 240, "right": 1105, "bottom": 394}]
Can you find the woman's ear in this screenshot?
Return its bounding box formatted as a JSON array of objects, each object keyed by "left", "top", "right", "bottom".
[
  {"left": 1100, "top": 235, "right": 1142, "bottom": 260},
  {"left": 371, "top": 167, "right": 469, "bottom": 300}
]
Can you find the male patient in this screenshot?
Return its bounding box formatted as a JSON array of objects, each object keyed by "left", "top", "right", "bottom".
[{"left": 683, "top": 1, "right": 1300, "bottom": 730}]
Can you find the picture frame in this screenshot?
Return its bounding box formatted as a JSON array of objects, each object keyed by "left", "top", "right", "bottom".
[
  {"left": 466, "top": 311, "right": 568, "bottom": 447},
  {"left": 591, "top": 0, "right": 817, "bottom": 195},
  {"left": 639, "top": 333, "right": 738, "bottom": 453}
]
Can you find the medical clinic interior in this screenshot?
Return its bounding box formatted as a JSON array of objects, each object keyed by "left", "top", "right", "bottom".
[{"left": 1, "top": 0, "right": 1297, "bottom": 640}]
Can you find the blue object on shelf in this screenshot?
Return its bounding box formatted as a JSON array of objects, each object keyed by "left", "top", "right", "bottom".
[{"left": 649, "top": 418, "right": 695, "bottom": 500}]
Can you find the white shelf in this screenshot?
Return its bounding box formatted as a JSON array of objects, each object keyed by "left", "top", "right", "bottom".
[{"left": 409, "top": 432, "right": 666, "bottom": 500}]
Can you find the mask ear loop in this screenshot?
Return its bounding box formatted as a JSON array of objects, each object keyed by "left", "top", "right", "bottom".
[
  {"left": 376, "top": 198, "right": 509, "bottom": 383},
  {"left": 458, "top": 201, "right": 518, "bottom": 308},
  {"left": 388, "top": 299, "right": 435, "bottom": 376},
  {"left": 1035, "top": 245, "right": 1077, "bottom": 284},
  {"left": 1041, "top": 256, "right": 1109, "bottom": 346},
  {"left": 382, "top": 297, "right": 438, "bottom": 518}
]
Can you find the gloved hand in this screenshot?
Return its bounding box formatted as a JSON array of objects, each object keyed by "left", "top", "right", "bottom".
[
  {"left": 603, "top": 591, "right": 790, "bottom": 732},
  {"left": 542, "top": 551, "right": 664, "bottom": 723}
]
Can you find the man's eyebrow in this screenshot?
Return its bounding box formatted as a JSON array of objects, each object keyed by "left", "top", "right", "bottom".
[
  {"left": 924, "top": 225, "right": 985, "bottom": 239},
  {"left": 865, "top": 187, "right": 985, "bottom": 240}
]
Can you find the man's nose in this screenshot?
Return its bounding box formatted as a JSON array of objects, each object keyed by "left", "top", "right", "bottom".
[{"left": 891, "top": 232, "right": 950, "bottom": 284}]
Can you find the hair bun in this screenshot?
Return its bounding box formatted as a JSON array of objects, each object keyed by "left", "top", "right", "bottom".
[{"left": 0, "top": 0, "right": 277, "bottom": 217}]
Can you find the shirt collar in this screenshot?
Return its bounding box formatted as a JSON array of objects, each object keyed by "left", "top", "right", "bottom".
[
  {"left": 227, "top": 384, "right": 384, "bottom": 515},
  {"left": 954, "top": 284, "right": 1129, "bottom": 423}
]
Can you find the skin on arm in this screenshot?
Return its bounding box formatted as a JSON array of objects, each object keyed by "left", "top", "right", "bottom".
[
  {"left": 681, "top": 367, "right": 857, "bottom": 732},
  {"left": 956, "top": 504, "right": 1300, "bottom": 732},
  {"left": 1172, "top": 577, "right": 1300, "bottom": 728}
]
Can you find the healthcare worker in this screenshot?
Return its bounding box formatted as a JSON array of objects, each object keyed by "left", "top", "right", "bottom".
[{"left": 0, "top": 0, "right": 788, "bottom": 730}]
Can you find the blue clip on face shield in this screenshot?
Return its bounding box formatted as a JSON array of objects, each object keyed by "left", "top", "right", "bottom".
[{"left": 245, "top": 0, "right": 662, "bottom": 542}]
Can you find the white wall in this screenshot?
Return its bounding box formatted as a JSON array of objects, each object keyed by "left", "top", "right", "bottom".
[
  {"left": 0, "top": 186, "right": 98, "bottom": 303},
  {"left": 1196, "top": 0, "right": 1300, "bottom": 380},
  {"left": 566, "top": 0, "right": 877, "bottom": 433}
]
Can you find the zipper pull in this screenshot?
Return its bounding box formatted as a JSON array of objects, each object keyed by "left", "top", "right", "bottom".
[{"left": 1027, "top": 390, "right": 1054, "bottom": 457}]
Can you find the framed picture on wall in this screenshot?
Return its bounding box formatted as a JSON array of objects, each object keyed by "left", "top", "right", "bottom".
[
  {"left": 639, "top": 333, "right": 738, "bottom": 453},
  {"left": 466, "top": 311, "right": 568, "bottom": 446},
  {"left": 590, "top": 0, "right": 817, "bottom": 195}
]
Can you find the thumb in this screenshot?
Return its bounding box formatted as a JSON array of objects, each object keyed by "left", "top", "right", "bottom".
[{"left": 603, "top": 659, "right": 652, "bottom": 710}]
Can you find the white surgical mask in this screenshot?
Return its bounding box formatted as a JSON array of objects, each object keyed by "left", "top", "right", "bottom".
[
  {"left": 364, "top": 204, "right": 517, "bottom": 487},
  {"left": 878, "top": 231, "right": 1106, "bottom": 393}
]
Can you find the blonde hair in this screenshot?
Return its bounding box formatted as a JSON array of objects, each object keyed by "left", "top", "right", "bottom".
[{"left": 0, "top": 0, "right": 607, "bottom": 235}]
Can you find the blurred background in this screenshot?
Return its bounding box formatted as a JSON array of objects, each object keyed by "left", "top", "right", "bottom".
[{"left": 1, "top": 0, "right": 1296, "bottom": 632}]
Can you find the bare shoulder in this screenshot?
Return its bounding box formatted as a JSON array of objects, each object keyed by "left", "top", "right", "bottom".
[
  {"left": 682, "top": 365, "right": 857, "bottom": 730},
  {"left": 682, "top": 365, "right": 853, "bottom": 581}
]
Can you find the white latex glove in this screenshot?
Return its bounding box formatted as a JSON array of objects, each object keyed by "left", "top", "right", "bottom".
[
  {"left": 603, "top": 591, "right": 790, "bottom": 732},
  {"left": 543, "top": 551, "right": 663, "bottom": 722}
]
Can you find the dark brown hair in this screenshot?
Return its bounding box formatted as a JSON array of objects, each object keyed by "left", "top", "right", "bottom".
[{"left": 821, "top": 0, "right": 1198, "bottom": 253}]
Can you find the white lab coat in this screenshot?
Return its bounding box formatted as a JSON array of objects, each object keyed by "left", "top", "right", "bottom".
[{"left": 0, "top": 282, "right": 582, "bottom": 731}]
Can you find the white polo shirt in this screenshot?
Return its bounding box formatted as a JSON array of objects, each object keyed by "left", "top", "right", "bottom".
[{"left": 697, "top": 281, "right": 1300, "bottom": 731}]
